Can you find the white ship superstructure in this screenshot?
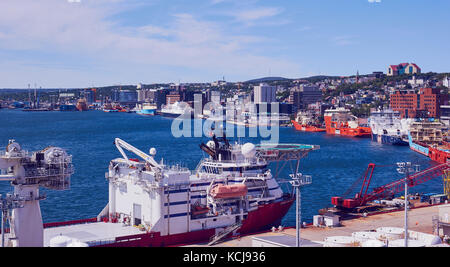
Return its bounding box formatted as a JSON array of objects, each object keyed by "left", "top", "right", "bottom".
[
  {"left": 369, "top": 109, "right": 412, "bottom": 145},
  {"left": 160, "top": 102, "right": 193, "bottom": 118},
  {"left": 0, "top": 135, "right": 318, "bottom": 247}
]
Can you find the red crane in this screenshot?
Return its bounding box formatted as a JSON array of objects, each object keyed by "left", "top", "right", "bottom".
[{"left": 331, "top": 162, "right": 449, "bottom": 211}]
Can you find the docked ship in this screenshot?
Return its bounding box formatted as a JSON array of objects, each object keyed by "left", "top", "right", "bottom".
[
  {"left": 76, "top": 98, "right": 89, "bottom": 112},
  {"left": 324, "top": 108, "right": 371, "bottom": 137},
  {"left": 408, "top": 119, "right": 449, "bottom": 163},
  {"left": 160, "top": 102, "right": 193, "bottom": 118},
  {"left": 292, "top": 112, "right": 325, "bottom": 132},
  {"left": 136, "top": 103, "right": 157, "bottom": 116},
  {"left": 103, "top": 103, "right": 119, "bottom": 113},
  {"left": 0, "top": 136, "right": 318, "bottom": 247},
  {"left": 368, "top": 109, "right": 412, "bottom": 146},
  {"left": 59, "top": 103, "right": 77, "bottom": 112}
]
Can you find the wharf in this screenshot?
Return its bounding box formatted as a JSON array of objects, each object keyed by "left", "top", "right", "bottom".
[{"left": 185, "top": 204, "right": 443, "bottom": 247}]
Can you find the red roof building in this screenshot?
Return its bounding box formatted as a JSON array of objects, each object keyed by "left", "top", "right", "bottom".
[{"left": 388, "top": 63, "right": 421, "bottom": 76}]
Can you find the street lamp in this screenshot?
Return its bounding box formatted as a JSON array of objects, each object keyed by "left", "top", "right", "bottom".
[
  {"left": 289, "top": 173, "right": 312, "bottom": 247},
  {"left": 396, "top": 162, "right": 420, "bottom": 248}
]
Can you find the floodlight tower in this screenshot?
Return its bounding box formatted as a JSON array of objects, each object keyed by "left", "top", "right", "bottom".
[
  {"left": 290, "top": 172, "right": 312, "bottom": 248},
  {"left": 396, "top": 162, "right": 420, "bottom": 248},
  {"left": 0, "top": 140, "right": 74, "bottom": 247}
]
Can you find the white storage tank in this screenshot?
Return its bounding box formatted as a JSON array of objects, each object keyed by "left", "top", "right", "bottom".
[
  {"left": 376, "top": 227, "right": 404, "bottom": 240},
  {"left": 324, "top": 236, "right": 357, "bottom": 247},
  {"left": 388, "top": 239, "right": 426, "bottom": 247},
  {"left": 352, "top": 231, "right": 383, "bottom": 242},
  {"left": 361, "top": 239, "right": 386, "bottom": 247}
]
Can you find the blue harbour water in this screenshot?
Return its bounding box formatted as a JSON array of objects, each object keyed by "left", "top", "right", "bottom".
[{"left": 0, "top": 109, "right": 443, "bottom": 227}]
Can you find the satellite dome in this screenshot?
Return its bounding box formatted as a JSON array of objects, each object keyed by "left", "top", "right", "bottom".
[
  {"left": 241, "top": 143, "right": 256, "bottom": 158},
  {"left": 207, "top": 141, "right": 216, "bottom": 150}
]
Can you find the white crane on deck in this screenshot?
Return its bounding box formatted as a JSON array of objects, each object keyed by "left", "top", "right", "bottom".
[{"left": 114, "top": 138, "right": 161, "bottom": 171}]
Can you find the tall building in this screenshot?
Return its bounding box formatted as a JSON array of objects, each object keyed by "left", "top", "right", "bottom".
[
  {"left": 387, "top": 63, "right": 421, "bottom": 76},
  {"left": 254, "top": 83, "right": 277, "bottom": 104},
  {"left": 155, "top": 88, "right": 170, "bottom": 110},
  {"left": 390, "top": 88, "right": 447, "bottom": 118},
  {"left": 118, "top": 90, "right": 138, "bottom": 106},
  {"left": 166, "top": 94, "right": 181, "bottom": 105},
  {"left": 289, "top": 85, "right": 322, "bottom": 111}
]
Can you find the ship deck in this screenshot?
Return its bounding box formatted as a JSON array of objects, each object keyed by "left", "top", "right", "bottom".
[{"left": 43, "top": 221, "right": 143, "bottom": 247}]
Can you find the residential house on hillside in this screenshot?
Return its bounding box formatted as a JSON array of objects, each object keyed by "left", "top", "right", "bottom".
[{"left": 388, "top": 63, "right": 421, "bottom": 76}]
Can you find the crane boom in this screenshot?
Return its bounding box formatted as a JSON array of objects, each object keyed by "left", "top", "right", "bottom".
[
  {"left": 332, "top": 162, "right": 449, "bottom": 210},
  {"left": 114, "top": 138, "right": 161, "bottom": 170},
  {"left": 365, "top": 162, "right": 449, "bottom": 203}
]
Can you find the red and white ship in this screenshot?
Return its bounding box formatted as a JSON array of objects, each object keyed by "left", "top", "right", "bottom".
[
  {"left": 292, "top": 112, "right": 325, "bottom": 132},
  {"left": 0, "top": 135, "right": 319, "bottom": 247},
  {"left": 324, "top": 108, "right": 371, "bottom": 137}
]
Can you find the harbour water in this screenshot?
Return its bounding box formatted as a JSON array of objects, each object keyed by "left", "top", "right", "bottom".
[{"left": 0, "top": 109, "right": 442, "bottom": 227}]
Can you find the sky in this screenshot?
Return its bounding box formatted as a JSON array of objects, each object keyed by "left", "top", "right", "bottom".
[{"left": 0, "top": 0, "right": 449, "bottom": 88}]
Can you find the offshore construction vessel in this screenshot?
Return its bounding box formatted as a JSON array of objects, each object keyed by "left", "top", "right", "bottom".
[
  {"left": 292, "top": 112, "right": 325, "bottom": 133},
  {"left": 324, "top": 108, "right": 371, "bottom": 137},
  {"left": 0, "top": 135, "right": 318, "bottom": 247},
  {"left": 368, "top": 109, "right": 412, "bottom": 146}
]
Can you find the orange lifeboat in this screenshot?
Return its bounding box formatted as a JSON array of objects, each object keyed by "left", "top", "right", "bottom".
[{"left": 210, "top": 184, "right": 248, "bottom": 199}]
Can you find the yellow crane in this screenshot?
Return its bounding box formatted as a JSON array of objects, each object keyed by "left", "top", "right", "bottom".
[{"left": 444, "top": 169, "right": 450, "bottom": 199}]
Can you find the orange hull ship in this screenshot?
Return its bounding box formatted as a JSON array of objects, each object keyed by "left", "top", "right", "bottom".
[
  {"left": 429, "top": 144, "right": 450, "bottom": 164},
  {"left": 324, "top": 108, "right": 371, "bottom": 138},
  {"left": 292, "top": 120, "right": 325, "bottom": 132},
  {"left": 76, "top": 98, "right": 89, "bottom": 111}
]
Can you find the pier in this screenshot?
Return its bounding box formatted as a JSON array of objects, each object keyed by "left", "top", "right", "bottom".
[{"left": 185, "top": 204, "right": 449, "bottom": 247}]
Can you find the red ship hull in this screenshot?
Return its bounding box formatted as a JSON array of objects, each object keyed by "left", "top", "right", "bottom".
[
  {"left": 292, "top": 121, "right": 325, "bottom": 132},
  {"left": 44, "top": 198, "right": 294, "bottom": 247},
  {"left": 324, "top": 116, "right": 371, "bottom": 137},
  {"left": 428, "top": 146, "right": 450, "bottom": 164}
]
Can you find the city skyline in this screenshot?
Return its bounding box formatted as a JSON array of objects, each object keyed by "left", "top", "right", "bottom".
[{"left": 0, "top": 0, "right": 449, "bottom": 88}]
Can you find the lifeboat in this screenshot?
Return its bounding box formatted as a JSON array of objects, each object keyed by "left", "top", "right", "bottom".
[
  {"left": 210, "top": 184, "right": 248, "bottom": 199},
  {"left": 191, "top": 204, "right": 210, "bottom": 216}
]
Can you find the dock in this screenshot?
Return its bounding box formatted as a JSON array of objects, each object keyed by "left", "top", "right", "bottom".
[{"left": 184, "top": 204, "right": 448, "bottom": 247}]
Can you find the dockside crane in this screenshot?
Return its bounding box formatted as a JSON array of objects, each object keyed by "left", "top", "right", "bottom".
[{"left": 331, "top": 162, "right": 449, "bottom": 212}]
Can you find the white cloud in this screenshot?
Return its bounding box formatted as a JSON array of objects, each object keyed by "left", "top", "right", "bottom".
[
  {"left": 0, "top": 0, "right": 301, "bottom": 87},
  {"left": 368, "top": 0, "right": 382, "bottom": 3},
  {"left": 332, "top": 36, "right": 358, "bottom": 46},
  {"left": 233, "top": 7, "right": 283, "bottom": 22}
]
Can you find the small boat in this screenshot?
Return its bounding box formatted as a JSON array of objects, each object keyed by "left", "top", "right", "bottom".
[
  {"left": 209, "top": 184, "right": 248, "bottom": 199},
  {"left": 136, "top": 103, "right": 157, "bottom": 116}
]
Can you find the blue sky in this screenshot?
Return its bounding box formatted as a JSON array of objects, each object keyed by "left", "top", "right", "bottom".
[{"left": 0, "top": 0, "right": 449, "bottom": 88}]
